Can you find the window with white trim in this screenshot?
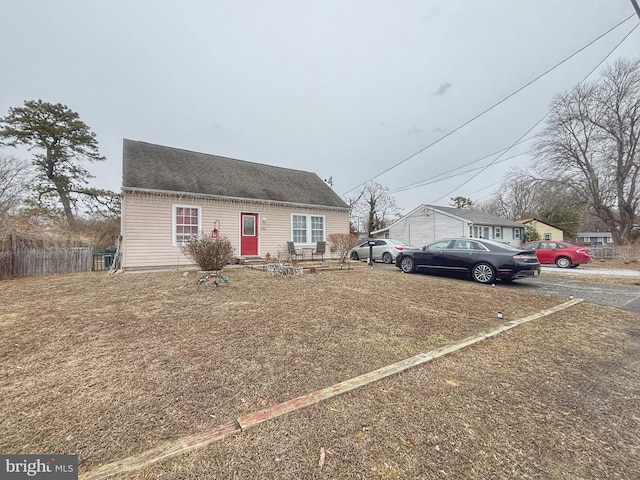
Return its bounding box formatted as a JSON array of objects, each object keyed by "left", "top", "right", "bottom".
[
  {"left": 494, "top": 226, "right": 502, "bottom": 239},
  {"left": 311, "top": 216, "right": 324, "bottom": 242},
  {"left": 543, "top": 232, "right": 551, "bottom": 240},
  {"left": 173, "top": 205, "right": 201, "bottom": 246},
  {"left": 292, "top": 214, "right": 325, "bottom": 243},
  {"left": 292, "top": 215, "right": 307, "bottom": 242},
  {"left": 513, "top": 228, "right": 521, "bottom": 239},
  {"left": 470, "top": 225, "right": 489, "bottom": 239}
]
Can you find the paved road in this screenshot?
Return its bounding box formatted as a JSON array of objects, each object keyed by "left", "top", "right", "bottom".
[{"left": 372, "top": 262, "right": 640, "bottom": 313}]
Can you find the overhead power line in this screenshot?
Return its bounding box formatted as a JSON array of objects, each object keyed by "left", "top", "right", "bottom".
[
  {"left": 389, "top": 137, "right": 533, "bottom": 193},
  {"left": 390, "top": 151, "right": 530, "bottom": 194},
  {"left": 342, "top": 13, "right": 637, "bottom": 197},
  {"left": 430, "top": 22, "right": 640, "bottom": 205}
]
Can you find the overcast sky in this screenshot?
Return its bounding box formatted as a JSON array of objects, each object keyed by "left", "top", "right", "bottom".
[{"left": 1, "top": 1, "right": 639, "bottom": 213}]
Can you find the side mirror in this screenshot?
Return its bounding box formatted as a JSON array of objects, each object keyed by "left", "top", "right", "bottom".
[{"left": 421, "top": 246, "right": 426, "bottom": 251}]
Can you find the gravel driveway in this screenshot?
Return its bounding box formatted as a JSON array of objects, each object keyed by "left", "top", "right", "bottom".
[
  {"left": 517, "top": 275, "right": 640, "bottom": 312},
  {"left": 541, "top": 265, "right": 640, "bottom": 277},
  {"left": 375, "top": 262, "right": 640, "bottom": 312},
  {"left": 526, "top": 266, "right": 640, "bottom": 312}
]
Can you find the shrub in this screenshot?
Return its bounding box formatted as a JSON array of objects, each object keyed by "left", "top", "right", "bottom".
[
  {"left": 615, "top": 244, "right": 640, "bottom": 264},
  {"left": 328, "top": 233, "right": 358, "bottom": 263},
  {"left": 181, "top": 234, "right": 233, "bottom": 271}
]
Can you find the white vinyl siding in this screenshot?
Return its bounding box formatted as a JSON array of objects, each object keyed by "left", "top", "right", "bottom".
[
  {"left": 389, "top": 208, "right": 465, "bottom": 245},
  {"left": 121, "top": 192, "right": 349, "bottom": 271},
  {"left": 385, "top": 206, "right": 525, "bottom": 247}
]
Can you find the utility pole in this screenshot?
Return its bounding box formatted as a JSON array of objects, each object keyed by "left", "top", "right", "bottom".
[{"left": 632, "top": 0, "right": 640, "bottom": 19}]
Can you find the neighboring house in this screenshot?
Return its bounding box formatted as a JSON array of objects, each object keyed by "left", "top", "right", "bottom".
[
  {"left": 519, "top": 218, "right": 564, "bottom": 241},
  {"left": 576, "top": 231, "right": 613, "bottom": 245},
  {"left": 120, "top": 139, "right": 350, "bottom": 271},
  {"left": 371, "top": 205, "right": 525, "bottom": 246}
]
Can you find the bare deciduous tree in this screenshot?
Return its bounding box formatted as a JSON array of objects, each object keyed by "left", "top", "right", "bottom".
[
  {"left": 534, "top": 57, "right": 640, "bottom": 244},
  {"left": 348, "top": 182, "right": 402, "bottom": 235},
  {"left": 478, "top": 170, "right": 589, "bottom": 239},
  {"left": 476, "top": 172, "right": 541, "bottom": 220},
  {"left": 0, "top": 153, "right": 32, "bottom": 216}
]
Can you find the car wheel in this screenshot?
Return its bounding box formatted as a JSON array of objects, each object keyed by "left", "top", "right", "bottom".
[
  {"left": 555, "top": 256, "right": 571, "bottom": 268},
  {"left": 472, "top": 263, "right": 496, "bottom": 284},
  {"left": 400, "top": 256, "right": 415, "bottom": 273},
  {"left": 382, "top": 252, "right": 393, "bottom": 264},
  {"left": 350, "top": 251, "right": 359, "bottom": 261}
]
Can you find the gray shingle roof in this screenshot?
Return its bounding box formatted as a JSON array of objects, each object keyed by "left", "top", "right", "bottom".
[
  {"left": 122, "top": 139, "right": 348, "bottom": 209},
  {"left": 429, "top": 205, "right": 524, "bottom": 227}
]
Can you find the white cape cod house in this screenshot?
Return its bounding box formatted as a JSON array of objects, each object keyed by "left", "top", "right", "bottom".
[
  {"left": 120, "top": 139, "right": 349, "bottom": 271},
  {"left": 372, "top": 205, "right": 525, "bottom": 247}
]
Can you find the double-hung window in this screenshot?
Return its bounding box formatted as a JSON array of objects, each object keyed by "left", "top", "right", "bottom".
[
  {"left": 311, "top": 216, "right": 324, "bottom": 242},
  {"left": 292, "top": 214, "right": 325, "bottom": 243},
  {"left": 292, "top": 215, "right": 307, "bottom": 243},
  {"left": 173, "top": 205, "right": 201, "bottom": 246}
]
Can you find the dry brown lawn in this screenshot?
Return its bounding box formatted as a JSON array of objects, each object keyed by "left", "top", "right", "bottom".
[
  {"left": 585, "top": 258, "right": 640, "bottom": 270},
  {"left": 1, "top": 265, "right": 638, "bottom": 479}
]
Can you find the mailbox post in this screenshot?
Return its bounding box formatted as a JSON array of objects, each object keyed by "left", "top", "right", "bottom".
[{"left": 367, "top": 240, "right": 376, "bottom": 266}]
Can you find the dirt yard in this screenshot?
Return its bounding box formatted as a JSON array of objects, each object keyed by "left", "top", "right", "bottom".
[{"left": 1, "top": 265, "right": 638, "bottom": 479}]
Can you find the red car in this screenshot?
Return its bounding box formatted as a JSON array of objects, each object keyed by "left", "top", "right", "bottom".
[{"left": 520, "top": 241, "right": 593, "bottom": 268}]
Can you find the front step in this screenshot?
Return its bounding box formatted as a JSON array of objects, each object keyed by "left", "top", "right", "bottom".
[{"left": 237, "top": 257, "right": 264, "bottom": 266}]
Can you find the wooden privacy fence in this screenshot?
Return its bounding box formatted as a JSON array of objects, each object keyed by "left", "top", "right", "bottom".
[{"left": 2, "top": 247, "right": 93, "bottom": 278}]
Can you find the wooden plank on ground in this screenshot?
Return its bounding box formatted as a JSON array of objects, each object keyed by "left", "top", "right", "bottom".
[
  {"left": 80, "top": 422, "right": 240, "bottom": 480},
  {"left": 238, "top": 298, "right": 583, "bottom": 429},
  {"left": 80, "top": 298, "right": 582, "bottom": 480}
]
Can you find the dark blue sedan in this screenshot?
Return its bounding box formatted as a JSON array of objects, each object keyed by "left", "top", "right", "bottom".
[{"left": 395, "top": 238, "right": 541, "bottom": 284}]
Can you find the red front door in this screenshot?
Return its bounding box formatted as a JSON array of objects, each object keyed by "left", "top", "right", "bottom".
[{"left": 240, "top": 213, "right": 258, "bottom": 256}]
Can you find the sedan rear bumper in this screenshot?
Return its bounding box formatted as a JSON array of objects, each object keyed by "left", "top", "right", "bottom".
[{"left": 497, "top": 267, "right": 541, "bottom": 280}]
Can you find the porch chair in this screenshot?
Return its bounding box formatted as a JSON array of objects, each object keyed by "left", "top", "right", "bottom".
[
  {"left": 311, "top": 241, "right": 326, "bottom": 261},
  {"left": 287, "top": 241, "right": 302, "bottom": 261}
]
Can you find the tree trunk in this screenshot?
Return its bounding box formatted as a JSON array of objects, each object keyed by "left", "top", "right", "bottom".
[
  {"left": 45, "top": 146, "right": 75, "bottom": 226},
  {"left": 57, "top": 184, "right": 76, "bottom": 227}
]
